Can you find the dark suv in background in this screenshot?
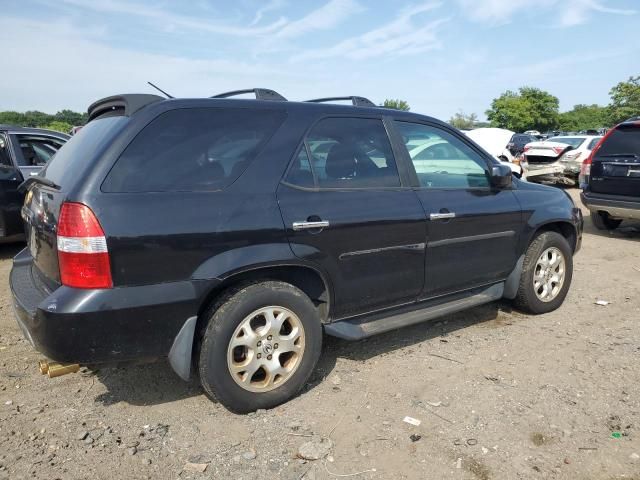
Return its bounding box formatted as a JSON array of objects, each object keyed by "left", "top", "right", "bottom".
[
  {"left": 0, "top": 126, "right": 68, "bottom": 239},
  {"left": 580, "top": 117, "right": 640, "bottom": 230},
  {"left": 11, "top": 89, "right": 582, "bottom": 412},
  {"left": 507, "top": 133, "right": 537, "bottom": 156}
]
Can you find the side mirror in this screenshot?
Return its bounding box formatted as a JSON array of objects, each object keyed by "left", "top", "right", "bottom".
[{"left": 490, "top": 164, "right": 513, "bottom": 188}]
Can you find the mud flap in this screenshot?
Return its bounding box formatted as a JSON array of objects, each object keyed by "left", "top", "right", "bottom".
[{"left": 168, "top": 316, "right": 198, "bottom": 381}]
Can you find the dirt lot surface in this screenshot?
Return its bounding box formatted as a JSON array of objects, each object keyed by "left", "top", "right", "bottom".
[{"left": 1, "top": 189, "right": 639, "bottom": 480}]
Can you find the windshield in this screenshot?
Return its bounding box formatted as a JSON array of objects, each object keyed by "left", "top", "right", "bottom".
[
  {"left": 548, "top": 137, "right": 586, "bottom": 148},
  {"left": 42, "top": 116, "right": 128, "bottom": 188}
]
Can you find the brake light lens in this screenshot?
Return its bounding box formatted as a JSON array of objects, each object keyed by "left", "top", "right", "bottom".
[
  {"left": 523, "top": 145, "right": 531, "bottom": 152},
  {"left": 552, "top": 146, "right": 566, "bottom": 155},
  {"left": 57, "top": 202, "right": 112, "bottom": 289}
]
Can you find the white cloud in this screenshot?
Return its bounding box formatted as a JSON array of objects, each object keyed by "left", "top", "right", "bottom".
[
  {"left": 275, "top": 0, "right": 364, "bottom": 38},
  {"left": 250, "top": 0, "right": 287, "bottom": 26},
  {"left": 456, "top": 0, "right": 635, "bottom": 26},
  {"left": 0, "top": 17, "right": 313, "bottom": 112},
  {"left": 58, "top": 0, "right": 287, "bottom": 36},
  {"left": 291, "top": 2, "right": 447, "bottom": 61}
]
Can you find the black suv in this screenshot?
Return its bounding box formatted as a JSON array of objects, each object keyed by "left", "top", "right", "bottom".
[
  {"left": 580, "top": 118, "right": 640, "bottom": 229},
  {"left": 11, "top": 90, "right": 582, "bottom": 412},
  {"left": 0, "top": 126, "right": 68, "bottom": 239}
]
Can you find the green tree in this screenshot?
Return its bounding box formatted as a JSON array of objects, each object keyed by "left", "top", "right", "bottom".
[
  {"left": 448, "top": 110, "right": 478, "bottom": 129},
  {"left": 608, "top": 75, "right": 640, "bottom": 124},
  {"left": 53, "top": 109, "right": 87, "bottom": 126},
  {"left": 558, "top": 104, "right": 609, "bottom": 131},
  {"left": 382, "top": 99, "right": 410, "bottom": 111},
  {"left": 486, "top": 87, "right": 559, "bottom": 132},
  {"left": 42, "top": 121, "right": 73, "bottom": 134}
]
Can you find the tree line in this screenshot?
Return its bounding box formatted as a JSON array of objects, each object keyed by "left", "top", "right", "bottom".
[{"left": 0, "top": 109, "right": 87, "bottom": 134}]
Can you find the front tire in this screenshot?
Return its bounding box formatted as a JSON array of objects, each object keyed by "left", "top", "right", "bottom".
[
  {"left": 513, "top": 231, "right": 573, "bottom": 314},
  {"left": 590, "top": 211, "right": 622, "bottom": 230},
  {"left": 198, "top": 281, "right": 322, "bottom": 413}
]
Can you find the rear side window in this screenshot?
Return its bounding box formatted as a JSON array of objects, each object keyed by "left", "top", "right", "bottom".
[
  {"left": 296, "top": 117, "right": 400, "bottom": 189},
  {"left": 43, "top": 116, "right": 126, "bottom": 188},
  {"left": 103, "top": 108, "right": 285, "bottom": 192},
  {"left": 596, "top": 126, "right": 640, "bottom": 157},
  {"left": 587, "top": 137, "right": 602, "bottom": 150},
  {"left": 0, "top": 135, "right": 11, "bottom": 167}
]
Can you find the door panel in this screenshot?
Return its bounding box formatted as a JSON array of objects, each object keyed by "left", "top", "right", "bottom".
[
  {"left": 277, "top": 116, "right": 426, "bottom": 318},
  {"left": 278, "top": 184, "right": 426, "bottom": 317},
  {"left": 417, "top": 189, "right": 522, "bottom": 297},
  {"left": 391, "top": 120, "right": 523, "bottom": 298}
]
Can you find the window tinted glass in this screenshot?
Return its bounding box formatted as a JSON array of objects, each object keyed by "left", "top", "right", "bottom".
[
  {"left": 596, "top": 126, "right": 640, "bottom": 157},
  {"left": 305, "top": 118, "right": 399, "bottom": 188},
  {"left": 43, "top": 116, "right": 126, "bottom": 188},
  {"left": 395, "top": 121, "right": 490, "bottom": 189},
  {"left": 103, "top": 108, "right": 285, "bottom": 192},
  {"left": 587, "top": 137, "right": 602, "bottom": 150},
  {"left": 285, "top": 147, "right": 314, "bottom": 188}
]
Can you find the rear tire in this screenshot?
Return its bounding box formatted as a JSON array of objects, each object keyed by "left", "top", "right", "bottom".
[
  {"left": 590, "top": 211, "right": 622, "bottom": 230},
  {"left": 198, "top": 281, "right": 322, "bottom": 413},
  {"left": 513, "top": 231, "right": 573, "bottom": 314}
]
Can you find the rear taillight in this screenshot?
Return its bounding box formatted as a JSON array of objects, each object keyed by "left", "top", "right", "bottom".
[
  {"left": 57, "top": 202, "right": 112, "bottom": 289},
  {"left": 579, "top": 155, "right": 592, "bottom": 177},
  {"left": 523, "top": 145, "right": 531, "bottom": 152},
  {"left": 552, "top": 146, "right": 566, "bottom": 155}
]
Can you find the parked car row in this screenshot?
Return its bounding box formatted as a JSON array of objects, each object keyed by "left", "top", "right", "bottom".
[{"left": 10, "top": 89, "right": 582, "bottom": 412}]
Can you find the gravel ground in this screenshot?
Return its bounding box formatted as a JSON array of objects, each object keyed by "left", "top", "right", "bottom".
[{"left": 0, "top": 189, "right": 639, "bottom": 480}]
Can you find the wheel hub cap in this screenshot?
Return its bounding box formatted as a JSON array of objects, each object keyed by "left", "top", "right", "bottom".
[
  {"left": 227, "top": 306, "right": 305, "bottom": 393},
  {"left": 533, "top": 247, "right": 566, "bottom": 303}
]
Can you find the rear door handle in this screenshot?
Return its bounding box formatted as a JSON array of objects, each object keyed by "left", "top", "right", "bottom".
[
  {"left": 292, "top": 220, "right": 330, "bottom": 231},
  {"left": 429, "top": 212, "right": 456, "bottom": 220}
]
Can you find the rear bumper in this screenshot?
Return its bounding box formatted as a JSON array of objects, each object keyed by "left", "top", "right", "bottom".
[
  {"left": 580, "top": 191, "right": 640, "bottom": 221},
  {"left": 10, "top": 248, "right": 211, "bottom": 365}
]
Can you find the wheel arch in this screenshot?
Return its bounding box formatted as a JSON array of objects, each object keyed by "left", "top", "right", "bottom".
[{"left": 528, "top": 220, "right": 578, "bottom": 253}]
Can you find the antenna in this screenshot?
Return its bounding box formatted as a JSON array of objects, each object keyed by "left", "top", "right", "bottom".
[{"left": 147, "top": 81, "right": 174, "bottom": 99}]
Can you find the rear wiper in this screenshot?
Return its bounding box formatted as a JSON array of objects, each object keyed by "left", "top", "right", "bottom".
[{"left": 18, "top": 176, "right": 61, "bottom": 193}]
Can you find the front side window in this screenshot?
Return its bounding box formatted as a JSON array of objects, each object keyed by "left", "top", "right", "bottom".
[
  {"left": 103, "top": 107, "right": 285, "bottom": 192},
  {"left": 395, "top": 121, "right": 490, "bottom": 189},
  {"left": 301, "top": 117, "right": 400, "bottom": 189}
]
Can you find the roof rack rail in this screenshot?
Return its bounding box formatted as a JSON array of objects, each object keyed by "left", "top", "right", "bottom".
[
  {"left": 210, "top": 88, "right": 287, "bottom": 101},
  {"left": 305, "top": 96, "right": 376, "bottom": 107}
]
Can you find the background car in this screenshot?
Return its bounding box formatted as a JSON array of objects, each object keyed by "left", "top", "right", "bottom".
[
  {"left": 507, "top": 133, "right": 538, "bottom": 156},
  {"left": 523, "top": 135, "right": 601, "bottom": 185},
  {"left": 580, "top": 118, "right": 640, "bottom": 229},
  {"left": 463, "top": 127, "right": 525, "bottom": 177},
  {"left": 0, "top": 125, "right": 68, "bottom": 239}
]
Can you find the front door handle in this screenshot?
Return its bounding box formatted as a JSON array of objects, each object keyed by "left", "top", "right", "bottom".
[
  {"left": 429, "top": 212, "right": 456, "bottom": 220},
  {"left": 292, "top": 220, "right": 330, "bottom": 231}
]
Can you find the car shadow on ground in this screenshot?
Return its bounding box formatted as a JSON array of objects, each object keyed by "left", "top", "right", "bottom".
[
  {"left": 0, "top": 241, "right": 24, "bottom": 260},
  {"left": 93, "top": 302, "right": 507, "bottom": 408},
  {"left": 582, "top": 217, "right": 640, "bottom": 242}
]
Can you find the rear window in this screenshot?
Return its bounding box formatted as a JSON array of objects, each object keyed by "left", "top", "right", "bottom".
[
  {"left": 596, "top": 125, "right": 640, "bottom": 157},
  {"left": 43, "top": 116, "right": 127, "bottom": 188},
  {"left": 103, "top": 107, "right": 285, "bottom": 192},
  {"left": 548, "top": 137, "right": 586, "bottom": 148}
]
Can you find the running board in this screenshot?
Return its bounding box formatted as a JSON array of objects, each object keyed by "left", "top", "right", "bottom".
[{"left": 324, "top": 283, "right": 504, "bottom": 341}]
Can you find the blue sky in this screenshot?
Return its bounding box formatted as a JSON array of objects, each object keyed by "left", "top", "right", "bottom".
[{"left": 1, "top": 0, "right": 638, "bottom": 120}]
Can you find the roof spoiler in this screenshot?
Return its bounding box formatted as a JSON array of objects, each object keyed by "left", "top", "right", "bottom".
[
  {"left": 210, "top": 88, "right": 287, "bottom": 101},
  {"left": 305, "top": 96, "right": 376, "bottom": 107},
  {"left": 87, "top": 94, "right": 165, "bottom": 122}
]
